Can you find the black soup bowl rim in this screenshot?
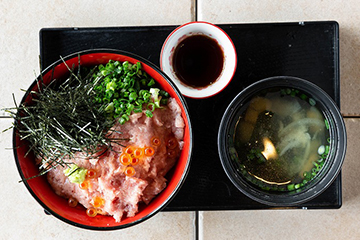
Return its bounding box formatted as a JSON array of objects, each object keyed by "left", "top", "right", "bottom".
[
  {"left": 13, "top": 48, "right": 193, "bottom": 230},
  {"left": 217, "top": 75, "right": 346, "bottom": 206}
]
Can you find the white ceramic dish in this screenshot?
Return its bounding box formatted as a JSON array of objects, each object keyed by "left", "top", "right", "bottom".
[{"left": 160, "top": 21, "right": 237, "bottom": 99}]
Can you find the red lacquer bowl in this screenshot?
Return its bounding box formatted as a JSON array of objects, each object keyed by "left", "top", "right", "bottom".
[{"left": 13, "top": 49, "right": 193, "bottom": 230}]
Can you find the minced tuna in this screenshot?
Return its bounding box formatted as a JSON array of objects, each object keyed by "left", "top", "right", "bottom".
[{"left": 47, "top": 98, "right": 185, "bottom": 222}]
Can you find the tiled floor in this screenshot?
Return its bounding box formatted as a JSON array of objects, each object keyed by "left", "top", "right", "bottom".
[
  {"left": 1, "top": 119, "right": 196, "bottom": 239},
  {"left": 200, "top": 118, "right": 360, "bottom": 240},
  {"left": 0, "top": 1, "right": 197, "bottom": 239},
  {"left": 0, "top": 0, "right": 195, "bottom": 115},
  {"left": 1, "top": 1, "right": 359, "bottom": 239},
  {"left": 196, "top": 2, "right": 360, "bottom": 238},
  {"left": 197, "top": 0, "right": 360, "bottom": 117}
]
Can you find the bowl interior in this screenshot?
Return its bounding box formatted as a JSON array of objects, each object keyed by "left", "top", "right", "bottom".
[
  {"left": 218, "top": 76, "right": 346, "bottom": 206},
  {"left": 14, "top": 50, "right": 192, "bottom": 229},
  {"left": 160, "top": 21, "right": 237, "bottom": 98}
]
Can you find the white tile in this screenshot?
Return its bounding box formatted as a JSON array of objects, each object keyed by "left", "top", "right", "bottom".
[
  {"left": 0, "top": 118, "right": 196, "bottom": 239},
  {"left": 0, "top": 1, "right": 196, "bottom": 237},
  {"left": 201, "top": 207, "right": 360, "bottom": 240},
  {"left": 197, "top": 0, "right": 360, "bottom": 116},
  {"left": 200, "top": 118, "right": 360, "bottom": 240},
  {"left": 198, "top": 0, "right": 357, "bottom": 24},
  {"left": 0, "top": 0, "right": 194, "bottom": 115}
]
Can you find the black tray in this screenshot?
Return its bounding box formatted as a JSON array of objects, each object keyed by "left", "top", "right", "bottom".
[{"left": 40, "top": 21, "right": 341, "bottom": 211}]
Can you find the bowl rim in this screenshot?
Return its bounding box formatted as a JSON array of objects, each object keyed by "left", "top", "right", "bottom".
[
  {"left": 160, "top": 21, "right": 237, "bottom": 99},
  {"left": 13, "top": 48, "right": 193, "bottom": 230},
  {"left": 218, "top": 76, "right": 346, "bottom": 206}
]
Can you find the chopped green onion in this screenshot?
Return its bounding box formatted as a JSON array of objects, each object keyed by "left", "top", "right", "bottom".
[
  {"left": 325, "top": 145, "right": 330, "bottom": 154},
  {"left": 325, "top": 119, "right": 330, "bottom": 130},
  {"left": 92, "top": 60, "right": 170, "bottom": 124},
  {"left": 150, "top": 88, "right": 161, "bottom": 108},
  {"left": 300, "top": 94, "right": 308, "bottom": 100},
  {"left": 145, "top": 110, "right": 153, "bottom": 118},
  {"left": 129, "top": 92, "right": 138, "bottom": 101},
  {"left": 287, "top": 184, "right": 295, "bottom": 191},
  {"left": 309, "top": 98, "right": 316, "bottom": 106}
]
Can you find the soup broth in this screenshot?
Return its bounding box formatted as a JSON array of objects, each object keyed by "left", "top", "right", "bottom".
[{"left": 233, "top": 87, "right": 330, "bottom": 192}]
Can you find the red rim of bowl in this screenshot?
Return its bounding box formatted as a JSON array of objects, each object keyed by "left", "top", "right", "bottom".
[
  {"left": 13, "top": 49, "right": 193, "bottom": 230},
  {"left": 160, "top": 21, "right": 237, "bottom": 99}
]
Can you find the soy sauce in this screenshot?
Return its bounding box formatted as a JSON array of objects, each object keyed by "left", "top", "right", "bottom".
[{"left": 172, "top": 35, "right": 224, "bottom": 88}]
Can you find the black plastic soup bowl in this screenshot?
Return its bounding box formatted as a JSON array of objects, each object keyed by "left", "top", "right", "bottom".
[{"left": 217, "top": 76, "right": 346, "bottom": 206}]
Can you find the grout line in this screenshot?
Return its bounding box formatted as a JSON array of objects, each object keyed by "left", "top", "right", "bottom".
[
  {"left": 343, "top": 115, "right": 360, "bottom": 118},
  {"left": 195, "top": 0, "right": 199, "bottom": 21},
  {"left": 194, "top": 0, "right": 198, "bottom": 21},
  {"left": 195, "top": 211, "right": 200, "bottom": 240}
]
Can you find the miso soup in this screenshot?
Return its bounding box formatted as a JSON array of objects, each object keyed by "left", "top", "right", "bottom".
[{"left": 233, "top": 87, "right": 331, "bottom": 191}]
